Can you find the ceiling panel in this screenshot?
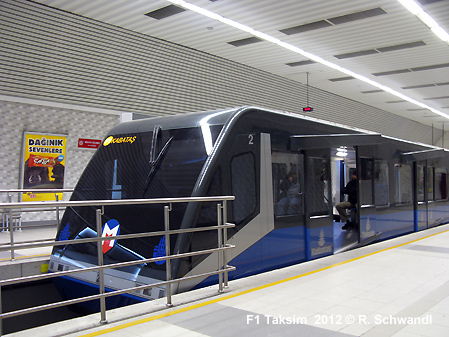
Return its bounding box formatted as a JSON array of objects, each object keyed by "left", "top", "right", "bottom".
[{"left": 32, "top": 0, "right": 449, "bottom": 126}]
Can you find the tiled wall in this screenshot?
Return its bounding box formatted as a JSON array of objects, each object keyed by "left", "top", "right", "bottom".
[{"left": 0, "top": 100, "right": 119, "bottom": 222}]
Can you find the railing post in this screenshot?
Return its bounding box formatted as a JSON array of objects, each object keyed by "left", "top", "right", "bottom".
[
  {"left": 222, "top": 200, "right": 229, "bottom": 288},
  {"left": 55, "top": 193, "right": 60, "bottom": 227},
  {"left": 8, "top": 194, "right": 14, "bottom": 260},
  {"left": 96, "top": 208, "right": 107, "bottom": 324},
  {"left": 14, "top": 191, "right": 21, "bottom": 232},
  {"left": 217, "top": 203, "right": 223, "bottom": 293},
  {"left": 164, "top": 204, "right": 172, "bottom": 307},
  {"left": 0, "top": 282, "right": 3, "bottom": 336}
]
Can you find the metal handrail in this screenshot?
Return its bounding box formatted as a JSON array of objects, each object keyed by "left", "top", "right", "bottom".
[
  {"left": 1, "top": 266, "right": 236, "bottom": 321},
  {"left": 0, "top": 208, "right": 67, "bottom": 214},
  {"left": 0, "top": 189, "right": 75, "bottom": 194},
  {"left": 0, "top": 224, "right": 233, "bottom": 252},
  {"left": 0, "top": 232, "right": 235, "bottom": 286},
  {"left": 0, "top": 196, "right": 216, "bottom": 259},
  {"left": 0, "top": 195, "right": 235, "bottom": 335},
  {"left": 1, "top": 195, "right": 234, "bottom": 209},
  {"left": 1, "top": 189, "right": 74, "bottom": 234}
]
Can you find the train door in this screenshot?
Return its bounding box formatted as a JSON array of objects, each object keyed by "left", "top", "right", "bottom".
[
  {"left": 271, "top": 150, "right": 307, "bottom": 264},
  {"left": 290, "top": 133, "right": 383, "bottom": 257},
  {"left": 272, "top": 152, "right": 305, "bottom": 222},
  {"left": 303, "top": 149, "right": 333, "bottom": 260}
]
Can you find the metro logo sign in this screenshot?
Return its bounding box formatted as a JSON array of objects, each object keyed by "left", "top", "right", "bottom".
[{"left": 102, "top": 219, "right": 120, "bottom": 254}]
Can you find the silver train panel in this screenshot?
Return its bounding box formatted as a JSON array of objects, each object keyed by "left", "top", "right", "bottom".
[{"left": 176, "top": 133, "right": 274, "bottom": 293}]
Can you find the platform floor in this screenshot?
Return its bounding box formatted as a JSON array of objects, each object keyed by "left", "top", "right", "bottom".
[
  {"left": 0, "top": 227, "right": 56, "bottom": 261},
  {"left": 6, "top": 224, "right": 449, "bottom": 337}
]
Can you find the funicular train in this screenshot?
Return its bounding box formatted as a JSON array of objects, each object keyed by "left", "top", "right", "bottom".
[{"left": 49, "top": 106, "right": 449, "bottom": 309}]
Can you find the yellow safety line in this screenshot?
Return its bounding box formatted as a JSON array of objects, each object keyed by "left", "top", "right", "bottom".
[
  {"left": 75, "top": 226, "right": 449, "bottom": 336},
  {"left": 0, "top": 253, "right": 49, "bottom": 261}
]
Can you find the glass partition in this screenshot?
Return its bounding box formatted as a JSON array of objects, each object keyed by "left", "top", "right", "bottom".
[
  {"left": 436, "top": 168, "right": 448, "bottom": 201},
  {"left": 272, "top": 152, "right": 303, "bottom": 216},
  {"left": 427, "top": 167, "right": 434, "bottom": 201},
  {"left": 375, "top": 161, "right": 389, "bottom": 206},
  {"left": 394, "top": 163, "right": 412, "bottom": 205}
]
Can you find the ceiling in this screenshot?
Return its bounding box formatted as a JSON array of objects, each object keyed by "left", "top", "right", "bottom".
[{"left": 33, "top": 0, "right": 449, "bottom": 127}]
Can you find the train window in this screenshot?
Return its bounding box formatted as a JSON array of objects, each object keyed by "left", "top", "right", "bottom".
[
  {"left": 272, "top": 152, "right": 303, "bottom": 216},
  {"left": 427, "top": 167, "right": 435, "bottom": 201},
  {"left": 231, "top": 152, "right": 256, "bottom": 224},
  {"left": 149, "top": 128, "right": 208, "bottom": 198},
  {"left": 307, "top": 157, "right": 329, "bottom": 215},
  {"left": 435, "top": 168, "right": 447, "bottom": 201},
  {"left": 417, "top": 165, "right": 425, "bottom": 202},
  {"left": 360, "top": 158, "right": 374, "bottom": 206},
  {"left": 394, "top": 164, "right": 412, "bottom": 205},
  {"left": 375, "top": 161, "right": 389, "bottom": 206}
]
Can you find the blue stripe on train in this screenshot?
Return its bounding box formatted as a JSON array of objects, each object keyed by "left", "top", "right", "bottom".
[{"left": 196, "top": 225, "right": 306, "bottom": 289}]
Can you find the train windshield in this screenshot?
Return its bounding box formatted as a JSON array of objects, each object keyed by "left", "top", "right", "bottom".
[
  {"left": 54, "top": 125, "right": 222, "bottom": 271},
  {"left": 73, "top": 126, "right": 216, "bottom": 200}
]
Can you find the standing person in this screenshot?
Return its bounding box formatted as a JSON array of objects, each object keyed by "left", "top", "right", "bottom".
[{"left": 336, "top": 173, "right": 357, "bottom": 230}]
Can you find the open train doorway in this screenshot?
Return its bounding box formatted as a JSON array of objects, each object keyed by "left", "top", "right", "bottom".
[{"left": 331, "top": 147, "right": 359, "bottom": 253}]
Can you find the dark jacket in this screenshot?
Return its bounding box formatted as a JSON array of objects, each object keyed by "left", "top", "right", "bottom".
[{"left": 342, "top": 179, "right": 357, "bottom": 205}]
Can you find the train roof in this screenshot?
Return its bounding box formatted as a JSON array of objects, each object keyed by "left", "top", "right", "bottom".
[
  {"left": 109, "top": 107, "right": 238, "bottom": 134},
  {"left": 108, "top": 106, "right": 375, "bottom": 135},
  {"left": 106, "top": 106, "right": 448, "bottom": 155}
]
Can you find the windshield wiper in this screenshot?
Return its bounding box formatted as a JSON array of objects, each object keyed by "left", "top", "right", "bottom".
[
  {"left": 142, "top": 126, "right": 173, "bottom": 197},
  {"left": 149, "top": 125, "right": 162, "bottom": 165}
]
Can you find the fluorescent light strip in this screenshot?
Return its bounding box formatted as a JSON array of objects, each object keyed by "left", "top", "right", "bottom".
[
  {"left": 167, "top": 0, "right": 449, "bottom": 120},
  {"left": 397, "top": 0, "right": 449, "bottom": 43}
]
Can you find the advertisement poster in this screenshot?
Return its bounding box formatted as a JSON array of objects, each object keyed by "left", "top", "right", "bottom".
[{"left": 21, "top": 132, "right": 67, "bottom": 202}]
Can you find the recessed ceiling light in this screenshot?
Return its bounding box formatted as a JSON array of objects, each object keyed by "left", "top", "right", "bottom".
[
  {"left": 286, "top": 60, "right": 316, "bottom": 67},
  {"left": 417, "top": 0, "right": 445, "bottom": 5},
  {"left": 145, "top": 5, "right": 185, "bottom": 20},
  {"left": 327, "top": 8, "right": 386, "bottom": 25},
  {"left": 329, "top": 76, "right": 355, "bottom": 82},
  {"left": 361, "top": 90, "right": 384, "bottom": 93},
  {"left": 228, "top": 37, "right": 262, "bottom": 47}
]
